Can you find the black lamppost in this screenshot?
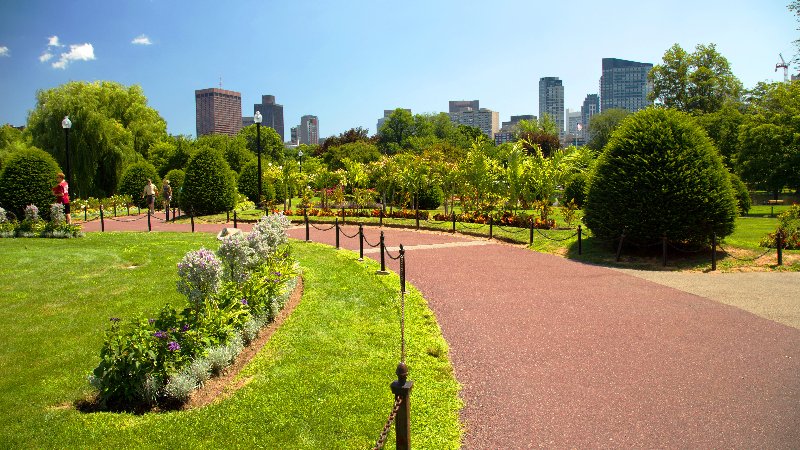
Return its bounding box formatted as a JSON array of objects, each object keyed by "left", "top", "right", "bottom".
[
  {"left": 61, "top": 116, "right": 72, "bottom": 190},
  {"left": 298, "top": 149, "right": 303, "bottom": 173},
  {"left": 254, "top": 111, "right": 263, "bottom": 208}
]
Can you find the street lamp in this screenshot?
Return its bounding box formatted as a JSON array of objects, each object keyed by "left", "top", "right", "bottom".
[
  {"left": 254, "top": 111, "right": 263, "bottom": 208},
  {"left": 297, "top": 149, "right": 304, "bottom": 174},
  {"left": 61, "top": 116, "right": 72, "bottom": 191}
]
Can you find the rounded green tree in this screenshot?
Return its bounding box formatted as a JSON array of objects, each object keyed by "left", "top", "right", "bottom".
[
  {"left": 583, "top": 108, "right": 737, "bottom": 246},
  {"left": 118, "top": 162, "right": 160, "bottom": 208},
  {"left": 0, "top": 147, "right": 61, "bottom": 218},
  {"left": 181, "top": 146, "right": 236, "bottom": 215},
  {"left": 237, "top": 160, "right": 276, "bottom": 204}
]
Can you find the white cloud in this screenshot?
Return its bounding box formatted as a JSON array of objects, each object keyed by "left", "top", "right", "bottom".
[
  {"left": 131, "top": 34, "right": 152, "bottom": 45},
  {"left": 0, "top": 46, "right": 9, "bottom": 57},
  {"left": 39, "top": 51, "right": 53, "bottom": 62},
  {"left": 48, "top": 35, "right": 62, "bottom": 47},
  {"left": 52, "top": 43, "right": 95, "bottom": 69}
]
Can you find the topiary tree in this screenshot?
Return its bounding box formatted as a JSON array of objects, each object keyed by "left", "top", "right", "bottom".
[
  {"left": 181, "top": 146, "right": 236, "bottom": 215},
  {"left": 562, "top": 172, "right": 587, "bottom": 208},
  {"left": 728, "top": 172, "right": 751, "bottom": 215},
  {"left": 118, "top": 162, "right": 160, "bottom": 208},
  {"left": 237, "top": 160, "right": 275, "bottom": 204},
  {"left": 417, "top": 184, "right": 443, "bottom": 209},
  {"left": 164, "top": 169, "right": 185, "bottom": 206},
  {"left": 584, "top": 108, "right": 737, "bottom": 246},
  {"left": 0, "top": 147, "right": 61, "bottom": 218}
]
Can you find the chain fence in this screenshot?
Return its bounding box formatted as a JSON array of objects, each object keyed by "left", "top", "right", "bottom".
[{"left": 372, "top": 396, "right": 403, "bottom": 450}]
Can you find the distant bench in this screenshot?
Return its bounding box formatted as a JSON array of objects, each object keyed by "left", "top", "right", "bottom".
[{"left": 765, "top": 199, "right": 785, "bottom": 205}]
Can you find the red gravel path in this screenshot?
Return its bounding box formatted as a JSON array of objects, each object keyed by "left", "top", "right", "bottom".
[{"left": 79, "top": 218, "right": 800, "bottom": 448}]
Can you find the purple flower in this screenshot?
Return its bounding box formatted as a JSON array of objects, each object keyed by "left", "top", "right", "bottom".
[
  {"left": 240, "top": 298, "right": 248, "bottom": 305},
  {"left": 148, "top": 318, "right": 156, "bottom": 324},
  {"left": 181, "top": 324, "right": 189, "bottom": 332},
  {"left": 154, "top": 330, "right": 167, "bottom": 339},
  {"left": 109, "top": 317, "right": 120, "bottom": 323},
  {"left": 167, "top": 341, "right": 180, "bottom": 352}
]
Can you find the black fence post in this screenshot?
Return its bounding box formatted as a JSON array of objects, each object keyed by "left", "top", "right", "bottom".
[
  {"left": 113, "top": 204, "right": 117, "bottom": 217},
  {"left": 359, "top": 223, "right": 364, "bottom": 261},
  {"left": 711, "top": 232, "right": 717, "bottom": 271},
  {"left": 662, "top": 234, "right": 667, "bottom": 267},
  {"left": 304, "top": 209, "right": 310, "bottom": 242},
  {"left": 84, "top": 206, "right": 87, "bottom": 222},
  {"left": 172, "top": 207, "right": 176, "bottom": 222},
  {"left": 777, "top": 231, "right": 783, "bottom": 266},
  {"left": 147, "top": 210, "right": 152, "bottom": 232},
  {"left": 489, "top": 217, "right": 493, "bottom": 240},
  {"left": 529, "top": 219, "right": 534, "bottom": 246},
  {"left": 616, "top": 230, "right": 626, "bottom": 262},
  {"left": 578, "top": 225, "right": 582, "bottom": 255},
  {"left": 232, "top": 210, "right": 237, "bottom": 228},
  {"left": 415, "top": 205, "right": 420, "bottom": 230},
  {"left": 377, "top": 231, "right": 389, "bottom": 275},
  {"left": 190, "top": 209, "right": 195, "bottom": 233},
  {"left": 100, "top": 205, "right": 105, "bottom": 232},
  {"left": 452, "top": 213, "right": 456, "bottom": 234},
  {"left": 127, "top": 205, "right": 130, "bottom": 216},
  {"left": 379, "top": 208, "right": 384, "bottom": 227},
  {"left": 227, "top": 211, "right": 230, "bottom": 223},
  {"left": 335, "top": 218, "right": 340, "bottom": 249},
  {"left": 341, "top": 206, "right": 346, "bottom": 225},
  {"left": 391, "top": 362, "right": 413, "bottom": 450}
]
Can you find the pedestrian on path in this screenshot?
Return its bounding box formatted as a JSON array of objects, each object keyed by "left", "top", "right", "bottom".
[
  {"left": 142, "top": 179, "right": 156, "bottom": 215},
  {"left": 161, "top": 179, "right": 172, "bottom": 220}
]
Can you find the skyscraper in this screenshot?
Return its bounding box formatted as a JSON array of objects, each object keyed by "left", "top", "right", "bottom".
[
  {"left": 600, "top": 58, "right": 653, "bottom": 113},
  {"left": 299, "top": 115, "right": 319, "bottom": 145},
  {"left": 539, "top": 77, "right": 564, "bottom": 137},
  {"left": 581, "top": 94, "right": 600, "bottom": 138},
  {"left": 449, "top": 100, "right": 479, "bottom": 113},
  {"left": 253, "top": 95, "right": 285, "bottom": 142},
  {"left": 195, "top": 88, "right": 242, "bottom": 136}
]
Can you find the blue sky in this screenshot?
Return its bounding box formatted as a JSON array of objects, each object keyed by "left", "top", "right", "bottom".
[{"left": 0, "top": 1, "right": 796, "bottom": 139}]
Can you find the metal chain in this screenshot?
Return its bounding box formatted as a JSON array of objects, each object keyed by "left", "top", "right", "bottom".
[
  {"left": 310, "top": 222, "right": 336, "bottom": 231},
  {"left": 716, "top": 243, "right": 773, "bottom": 262},
  {"left": 340, "top": 228, "right": 360, "bottom": 239},
  {"left": 535, "top": 228, "right": 579, "bottom": 241},
  {"left": 423, "top": 218, "right": 449, "bottom": 225},
  {"left": 494, "top": 223, "right": 529, "bottom": 234},
  {"left": 106, "top": 215, "right": 148, "bottom": 222},
  {"left": 372, "top": 396, "right": 403, "bottom": 450},
  {"left": 363, "top": 234, "right": 381, "bottom": 248},
  {"left": 457, "top": 221, "right": 488, "bottom": 230},
  {"left": 385, "top": 247, "right": 402, "bottom": 260}
]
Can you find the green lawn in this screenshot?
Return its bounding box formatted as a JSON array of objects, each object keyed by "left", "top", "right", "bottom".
[{"left": 0, "top": 233, "right": 461, "bottom": 448}]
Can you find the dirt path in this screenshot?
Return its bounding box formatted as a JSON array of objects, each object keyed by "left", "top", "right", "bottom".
[{"left": 79, "top": 218, "right": 800, "bottom": 448}]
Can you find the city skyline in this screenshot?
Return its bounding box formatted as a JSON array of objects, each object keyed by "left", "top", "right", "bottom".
[{"left": 0, "top": 1, "right": 797, "bottom": 139}]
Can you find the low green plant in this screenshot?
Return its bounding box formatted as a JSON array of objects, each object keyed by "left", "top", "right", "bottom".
[{"left": 760, "top": 204, "right": 800, "bottom": 249}]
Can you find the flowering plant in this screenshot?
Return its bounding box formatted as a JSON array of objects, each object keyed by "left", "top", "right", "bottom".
[
  {"left": 176, "top": 248, "right": 222, "bottom": 312},
  {"left": 24, "top": 204, "right": 39, "bottom": 222}
]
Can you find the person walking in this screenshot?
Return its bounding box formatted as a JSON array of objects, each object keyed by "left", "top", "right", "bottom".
[
  {"left": 142, "top": 179, "right": 156, "bottom": 215},
  {"left": 161, "top": 179, "right": 172, "bottom": 220},
  {"left": 52, "top": 172, "right": 71, "bottom": 224}
]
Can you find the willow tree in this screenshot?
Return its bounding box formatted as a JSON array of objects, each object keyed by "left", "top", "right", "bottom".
[{"left": 26, "top": 81, "right": 167, "bottom": 198}]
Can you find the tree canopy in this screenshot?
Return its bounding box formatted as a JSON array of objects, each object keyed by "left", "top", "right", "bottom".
[
  {"left": 26, "top": 81, "right": 167, "bottom": 198},
  {"left": 648, "top": 43, "right": 743, "bottom": 114},
  {"left": 586, "top": 109, "right": 630, "bottom": 151}
]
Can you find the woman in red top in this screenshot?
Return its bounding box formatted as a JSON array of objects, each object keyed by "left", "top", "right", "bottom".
[{"left": 52, "top": 172, "right": 71, "bottom": 224}]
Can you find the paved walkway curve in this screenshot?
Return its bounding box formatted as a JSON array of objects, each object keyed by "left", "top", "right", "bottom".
[{"left": 80, "top": 217, "right": 800, "bottom": 448}]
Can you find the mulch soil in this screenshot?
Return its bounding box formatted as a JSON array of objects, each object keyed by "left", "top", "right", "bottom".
[{"left": 78, "top": 216, "right": 800, "bottom": 448}]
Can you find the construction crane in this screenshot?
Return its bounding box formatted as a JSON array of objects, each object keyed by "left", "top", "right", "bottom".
[{"left": 775, "top": 54, "right": 788, "bottom": 83}]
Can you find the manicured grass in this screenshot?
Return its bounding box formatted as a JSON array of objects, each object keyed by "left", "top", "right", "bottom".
[{"left": 0, "top": 233, "right": 461, "bottom": 448}]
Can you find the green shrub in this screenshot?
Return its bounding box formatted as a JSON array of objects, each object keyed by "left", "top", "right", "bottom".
[
  {"left": 760, "top": 204, "right": 800, "bottom": 249},
  {"left": 118, "top": 162, "right": 160, "bottom": 209},
  {"left": 0, "top": 147, "right": 61, "bottom": 218},
  {"left": 181, "top": 146, "right": 237, "bottom": 215},
  {"left": 164, "top": 169, "right": 185, "bottom": 205},
  {"left": 584, "top": 108, "right": 737, "bottom": 246},
  {"left": 416, "top": 184, "right": 443, "bottom": 210},
  {"left": 563, "top": 172, "right": 587, "bottom": 208},
  {"left": 728, "top": 172, "right": 751, "bottom": 215},
  {"left": 238, "top": 160, "right": 276, "bottom": 204}
]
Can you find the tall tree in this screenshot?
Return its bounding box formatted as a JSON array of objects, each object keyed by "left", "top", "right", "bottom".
[
  {"left": 378, "top": 108, "right": 415, "bottom": 154},
  {"left": 516, "top": 116, "right": 561, "bottom": 156},
  {"left": 26, "top": 81, "right": 167, "bottom": 197},
  {"left": 649, "top": 43, "right": 743, "bottom": 114},
  {"left": 737, "top": 80, "right": 800, "bottom": 198},
  {"left": 586, "top": 108, "right": 630, "bottom": 151}
]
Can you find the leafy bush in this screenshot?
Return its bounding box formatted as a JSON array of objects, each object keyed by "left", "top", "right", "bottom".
[
  {"left": 728, "top": 172, "right": 751, "bottom": 215},
  {"left": 760, "top": 204, "right": 800, "bottom": 249},
  {"left": 164, "top": 169, "right": 185, "bottom": 206},
  {"left": 584, "top": 108, "right": 737, "bottom": 246},
  {"left": 563, "top": 172, "right": 587, "bottom": 208},
  {"left": 181, "top": 146, "right": 237, "bottom": 215},
  {"left": 118, "top": 162, "right": 160, "bottom": 209},
  {"left": 416, "top": 184, "right": 443, "bottom": 210},
  {"left": 237, "top": 160, "right": 276, "bottom": 204},
  {"left": 0, "top": 147, "right": 61, "bottom": 218}
]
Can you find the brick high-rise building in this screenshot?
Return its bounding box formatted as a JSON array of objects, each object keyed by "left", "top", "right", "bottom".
[
  {"left": 253, "top": 95, "right": 285, "bottom": 142},
  {"left": 195, "top": 88, "right": 242, "bottom": 136}
]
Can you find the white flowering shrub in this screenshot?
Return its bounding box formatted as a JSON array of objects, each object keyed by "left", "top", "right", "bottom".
[
  {"left": 217, "top": 233, "right": 259, "bottom": 284},
  {"left": 176, "top": 248, "right": 222, "bottom": 312}
]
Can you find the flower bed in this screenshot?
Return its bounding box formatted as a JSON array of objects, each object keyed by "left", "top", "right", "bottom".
[
  {"left": 88, "top": 213, "right": 297, "bottom": 410},
  {"left": 0, "top": 204, "right": 83, "bottom": 238}
]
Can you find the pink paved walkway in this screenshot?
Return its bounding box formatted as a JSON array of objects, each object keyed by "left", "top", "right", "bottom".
[{"left": 79, "top": 217, "right": 800, "bottom": 448}]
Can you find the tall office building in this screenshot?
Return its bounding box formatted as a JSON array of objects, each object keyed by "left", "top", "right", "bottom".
[
  {"left": 501, "top": 114, "right": 536, "bottom": 131},
  {"left": 600, "top": 58, "right": 653, "bottom": 113},
  {"left": 581, "top": 94, "right": 599, "bottom": 138},
  {"left": 290, "top": 127, "right": 298, "bottom": 145},
  {"left": 253, "top": 95, "right": 285, "bottom": 142},
  {"left": 195, "top": 88, "right": 242, "bottom": 136},
  {"left": 299, "top": 115, "right": 319, "bottom": 145},
  {"left": 539, "top": 77, "right": 565, "bottom": 138},
  {"left": 449, "top": 108, "right": 499, "bottom": 139},
  {"left": 449, "top": 100, "right": 480, "bottom": 113}
]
